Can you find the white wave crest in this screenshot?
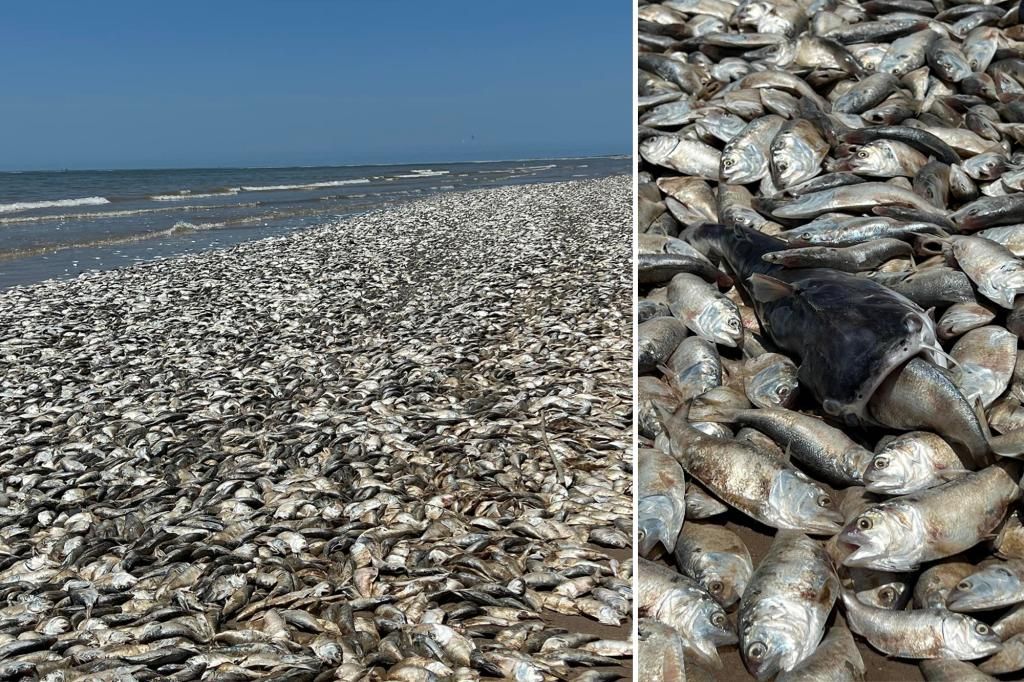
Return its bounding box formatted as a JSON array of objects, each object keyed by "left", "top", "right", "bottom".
[
  {"left": 240, "top": 178, "right": 370, "bottom": 192},
  {"left": 0, "top": 196, "right": 110, "bottom": 214},
  {"left": 395, "top": 169, "right": 451, "bottom": 178},
  {"left": 150, "top": 189, "right": 240, "bottom": 201}
]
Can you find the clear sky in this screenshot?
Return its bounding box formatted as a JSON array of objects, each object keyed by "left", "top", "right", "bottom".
[{"left": 0, "top": 2, "right": 630, "bottom": 171}]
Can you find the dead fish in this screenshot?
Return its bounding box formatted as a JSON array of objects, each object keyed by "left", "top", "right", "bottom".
[
  {"left": 864, "top": 432, "right": 969, "bottom": 495},
  {"left": 637, "top": 558, "right": 736, "bottom": 668},
  {"left": 841, "top": 589, "right": 1001, "bottom": 659},
  {"left": 840, "top": 463, "right": 1021, "bottom": 571},
  {"left": 658, "top": 405, "right": 844, "bottom": 534},
  {"left": 739, "top": 532, "right": 839, "bottom": 679},
  {"left": 697, "top": 405, "right": 874, "bottom": 486},
  {"left": 637, "top": 619, "right": 686, "bottom": 682}
]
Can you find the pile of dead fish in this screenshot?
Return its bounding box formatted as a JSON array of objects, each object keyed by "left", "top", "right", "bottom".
[
  {"left": 639, "top": 0, "right": 1024, "bottom": 679},
  {"left": 0, "top": 178, "right": 632, "bottom": 681}
]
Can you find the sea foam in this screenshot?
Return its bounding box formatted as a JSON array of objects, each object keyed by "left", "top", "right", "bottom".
[
  {"left": 0, "top": 196, "right": 110, "bottom": 214},
  {"left": 240, "top": 179, "right": 370, "bottom": 192}
]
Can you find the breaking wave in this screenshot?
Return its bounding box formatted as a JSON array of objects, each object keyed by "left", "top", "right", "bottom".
[
  {"left": 0, "top": 196, "right": 110, "bottom": 214},
  {"left": 240, "top": 178, "right": 371, "bottom": 192}
]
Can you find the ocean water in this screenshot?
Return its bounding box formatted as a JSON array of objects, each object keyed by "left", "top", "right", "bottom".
[{"left": 0, "top": 156, "right": 629, "bottom": 289}]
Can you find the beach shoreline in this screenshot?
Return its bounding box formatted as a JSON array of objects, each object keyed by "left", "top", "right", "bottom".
[
  {"left": 0, "top": 177, "right": 633, "bottom": 680},
  {"left": 0, "top": 158, "right": 629, "bottom": 292}
]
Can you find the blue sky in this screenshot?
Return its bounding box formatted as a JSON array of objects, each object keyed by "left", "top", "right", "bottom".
[{"left": 0, "top": 2, "right": 630, "bottom": 170}]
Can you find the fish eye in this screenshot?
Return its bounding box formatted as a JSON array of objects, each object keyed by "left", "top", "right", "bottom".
[
  {"left": 995, "top": 567, "right": 1014, "bottom": 578},
  {"left": 857, "top": 516, "right": 873, "bottom": 530},
  {"left": 958, "top": 580, "right": 972, "bottom": 591},
  {"left": 872, "top": 457, "right": 888, "bottom": 470},
  {"left": 816, "top": 494, "right": 832, "bottom": 508},
  {"left": 711, "top": 611, "right": 727, "bottom": 627},
  {"left": 857, "top": 150, "right": 867, "bottom": 158},
  {"left": 708, "top": 580, "right": 724, "bottom": 594},
  {"left": 724, "top": 158, "right": 735, "bottom": 167},
  {"left": 976, "top": 623, "right": 991, "bottom": 636},
  {"left": 879, "top": 587, "right": 895, "bottom": 604},
  {"left": 747, "top": 642, "right": 768, "bottom": 660},
  {"left": 777, "top": 161, "right": 788, "bottom": 170},
  {"left": 970, "top": 60, "right": 978, "bottom": 69}
]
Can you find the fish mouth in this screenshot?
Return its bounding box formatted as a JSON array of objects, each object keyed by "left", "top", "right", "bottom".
[
  {"left": 837, "top": 527, "right": 875, "bottom": 566},
  {"left": 801, "top": 510, "right": 845, "bottom": 535},
  {"left": 862, "top": 473, "right": 899, "bottom": 494}
]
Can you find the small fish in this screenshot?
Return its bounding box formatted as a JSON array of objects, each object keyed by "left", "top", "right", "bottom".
[
  {"left": 864, "top": 431, "right": 969, "bottom": 495},
  {"left": 842, "top": 589, "right": 1001, "bottom": 659},
  {"left": 739, "top": 532, "right": 839, "bottom": 679},
  {"left": 841, "top": 463, "right": 1021, "bottom": 571},
  {"left": 947, "top": 235, "right": 1024, "bottom": 309},
  {"left": 638, "top": 317, "right": 689, "bottom": 374},
  {"left": 659, "top": 405, "right": 843, "bottom": 534},
  {"left": 638, "top": 558, "right": 737, "bottom": 668},
  {"left": 637, "top": 619, "right": 686, "bottom": 682}
]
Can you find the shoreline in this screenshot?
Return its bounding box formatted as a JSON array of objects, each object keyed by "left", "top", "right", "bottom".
[
  {"left": 0, "top": 171, "right": 629, "bottom": 292},
  {"left": 0, "top": 177, "right": 633, "bottom": 680}
]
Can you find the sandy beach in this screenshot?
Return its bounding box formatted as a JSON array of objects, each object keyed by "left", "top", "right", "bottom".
[{"left": 0, "top": 177, "right": 632, "bottom": 679}]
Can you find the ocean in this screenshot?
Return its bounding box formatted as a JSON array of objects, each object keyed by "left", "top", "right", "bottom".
[{"left": 0, "top": 156, "right": 629, "bottom": 289}]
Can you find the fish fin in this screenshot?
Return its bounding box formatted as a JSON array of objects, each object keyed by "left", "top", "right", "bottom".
[
  {"left": 748, "top": 273, "right": 796, "bottom": 303},
  {"left": 974, "top": 398, "right": 993, "bottom": 443},
  {"left": 651, "top": 401, "right": 695, "bottom": 466},
  {"left": 990, "top": 431, "right": 1024, "bottom": 458},
  {"left": 924, "top": 343, "right": 961, "bottom": 370}
]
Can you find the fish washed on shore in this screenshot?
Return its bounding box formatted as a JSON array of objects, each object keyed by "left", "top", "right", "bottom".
[
  {"left": 0, "top": 177, "right": 633, "bottom": 681},
  {"left": 638, "top": 0, "right": 1024, "bottom": 680}
]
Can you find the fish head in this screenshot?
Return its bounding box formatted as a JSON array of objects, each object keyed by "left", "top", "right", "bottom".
[
  {"left": 947, "top": 565, "right": 1024, "bottom": 612},
  {"left": 746, "top": 355, "right": 799, "bottom": 409},
  {"left": 769, "top": 133, "right": 816, "bottom": 188},
  {"left": 863, "top": 438, "right": 931, "bottom": 494},
  {"left": 720, "top": 148, "right": 759, "bottom": 186},
  {"left": 932, "top": 50, "right": 972, "bottom": 84},
  {"left": 638, "top": 495, "right": 683, "bottom": 556},
  {"left": 741, "top": 616, "right": 806, "bottom": 681},
  {"left": 840, "top": 504, "right": 921, "bottom": 571},
  {"left": 694, "top": 300, "right": 743, "bottom": 347},
  {"left": 733, "top": 0, "right": 771, "bottom": 26},
  {"left": 697, "top": 551, "right": 752, "bottom": 609},
  {"left": 844, "top": 141, "right": 897, "bottom": 177},
  {"left": 857, "top": 580, "right": 911, "bottom": 610},
  {"left": 666, "top": 589, "right": 736, "bottom": 667},
  {"left": 940, "top": 614, "right": 1003, "bottom": 659},
  {"left": 767, "top": 469, "right": 844, "bottom": 534}
]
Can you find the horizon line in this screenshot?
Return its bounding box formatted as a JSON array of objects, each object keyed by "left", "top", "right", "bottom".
[{"left": 0, "top": 152, "right": 631, "bottom": 175}]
